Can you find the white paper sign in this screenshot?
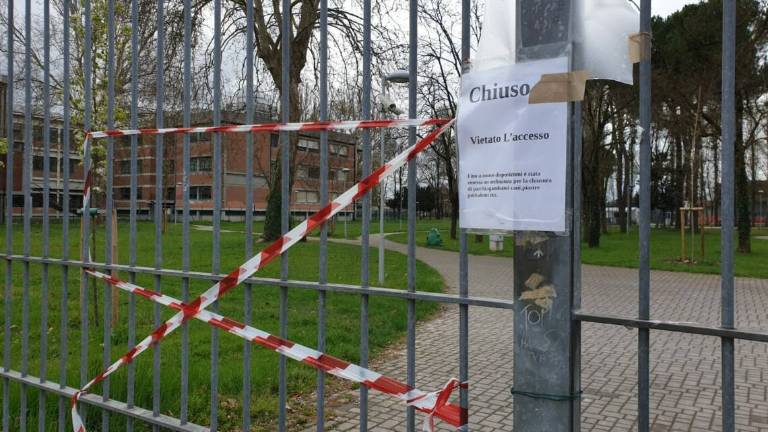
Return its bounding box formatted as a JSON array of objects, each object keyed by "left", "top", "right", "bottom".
[{"left": 458, "top": 57, "right": 568, "bottom": 232}]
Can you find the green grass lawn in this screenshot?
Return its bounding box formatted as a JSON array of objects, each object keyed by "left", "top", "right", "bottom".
[
  {"left": 581, "top": 227, "right": 768, "bottom": 279},
  {"left": 0, "top": 220, "right": 444, "bottom": 431},
  {"left": 386, "top": 221, "right": 768, "bottom": 279}
]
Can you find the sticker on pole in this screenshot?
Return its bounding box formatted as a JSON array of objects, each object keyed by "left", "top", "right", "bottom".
[{"left": 458, "top": 57, "right": 569, "bottom": 232}]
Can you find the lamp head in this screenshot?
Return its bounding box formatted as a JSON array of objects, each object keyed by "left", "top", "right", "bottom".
[{"left": 386, "top": 69, "right": 410, "bottom": 84}]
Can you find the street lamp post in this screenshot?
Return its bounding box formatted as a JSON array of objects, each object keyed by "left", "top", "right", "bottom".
[{"left": 379, "top": 69, "right": 409, "bottom": 283}]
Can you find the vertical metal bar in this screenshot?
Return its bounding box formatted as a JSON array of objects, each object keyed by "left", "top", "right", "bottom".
[
  {"left": 459, "top": 0, "right": 470, "bottom": 427},
  {"left": 721, "top": 2, "right": 736, "bottom": 431},
  {"left": 359, "top": 0, "right": 372, "bottom": 428},
  {"left": 21, "top": 0, "right": 33, "bottom": 428},
  {"left": 80, "top": 5, "right": 93, "bottom": 428},
  {"left": 181, "top": 0, "right": 192, "bottom": 424},
  {"left": 59, "top": 0, "right": 72, "bottom": 427},
  {"left": 126, "top": 0, "right": 140, "bottom": 429},
  {"left": 1, "top": 1, "right": 12, "bottom": 426},
  {"left": 571, "top": 103, "right": 583, "bottom": 432},
  {"left": 103, "top": 1, "right": 117, "bottom": 429},
  {"left": 1, "top": 4, "right": 11, "bottom": 428},
  {"left": 316, "top": 0, "right": 329, "bottom": 428},
  {"left": 153, "top": 0, "right": 165, "bottom": 428},
  {"left": 406, "top": 0, "right": 418, "bottom": 429},
  {"left": 39, "top": 0, "right": 52, "bottom": 429},
  {"left": 638, "top": 1, "right": 652, "bottom": 431},
  {"left": 211, "top": 0, "right": 222, "bottom": 428},
  {"left": 279, "top": 0, "right": 291, "bottom": 429},
  {"left": 243, "top": 0, "right": 255, "bottom": 428}
]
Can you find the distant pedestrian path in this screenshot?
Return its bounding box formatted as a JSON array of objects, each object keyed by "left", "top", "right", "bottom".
[{"left": 318, "top": 234, "right": 768, "bottom": 431}]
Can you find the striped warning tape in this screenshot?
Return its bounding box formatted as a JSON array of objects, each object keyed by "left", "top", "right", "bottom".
[
  {"left": 85, "top": 268, "right": 466, "bottom": 429},
  {"left": 71, "top": 118, "right": 462, "bottom": 432}
]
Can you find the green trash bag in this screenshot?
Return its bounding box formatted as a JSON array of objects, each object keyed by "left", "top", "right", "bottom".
[{"left": 426, "top": 228, "right": 443, "bottom": 247}]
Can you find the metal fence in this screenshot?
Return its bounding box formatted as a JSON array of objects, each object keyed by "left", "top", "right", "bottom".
[{"left": 2, "top": 0, "right": 768, "bottom": 431}]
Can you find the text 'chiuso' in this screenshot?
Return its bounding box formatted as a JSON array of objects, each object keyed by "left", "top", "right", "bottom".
[{"left": 468, "top": 82, "right": 531, "bottom": 103}]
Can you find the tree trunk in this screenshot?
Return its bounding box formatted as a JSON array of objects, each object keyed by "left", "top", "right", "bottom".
[
  {"left": 262, "top": 84, "right": 301, "bottom": 241},
  {"left": 615, "top": 118, "right": 627, "bottom": 233}
]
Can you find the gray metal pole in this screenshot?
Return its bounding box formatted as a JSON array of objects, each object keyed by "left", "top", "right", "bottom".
[
  {"left": 638, "top": 1, "right": 652, "bottom": 431},
  {"left": 360, "top": 0, "right": 372, "bottom": 427},
  {"left": 103, "top": 0, "right": 117, "bottom": 429},
  {"left": 460, "top": 0, "right": 470, "bottom": 427},
  {"left": 59, "top": 0, "right": 72, "bottom": 427},
  {"left": 180, "top": 0, "right": 192, "bottom": 425},
  {"left": 407, "top": 0, "right": 418, "bottom": 429},
  {"left": 512, "top": 1, "right": 578, "bottom": 430},
  {"left": 279, "top": 0, "right": 291, "bottom": 429},
  {"left": 211, "top": 0, "right": 223, "bottom": 429},
  {"left": 21, "top": 1, "right": 32, "bottom": 428},
  {"left": 39, "top": 0, "right": 52, "bottom": 429},
  {"left": 243, "top": 0, "right": 255, "bottom": 429},
  {"left": 316, "top": 0, "right": 329, "bottom": 426},
  {"left": 721, "top": 2, "right": 736, "bottom": 431},
  {"left": 127, "top": 0, "right": 139, "bottom": 429},
  {"left": 379, "top": 77, "right": 387, "bottom": 284},
  {"left": 2, "top": 1, "right": 11, "bottom": 427}
]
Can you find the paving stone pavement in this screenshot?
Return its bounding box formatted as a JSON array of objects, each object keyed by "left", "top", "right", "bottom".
[{"left": 317, "top": 235, "right": 768, "bottom": 431}]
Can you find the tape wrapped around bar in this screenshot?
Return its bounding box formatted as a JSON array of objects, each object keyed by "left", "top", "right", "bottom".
[
  {"left": 628, "top": 32, "right": 652, "bottom": 64},
  {"left": 528, "top": 70, "right": 590, "bottom": 104}
]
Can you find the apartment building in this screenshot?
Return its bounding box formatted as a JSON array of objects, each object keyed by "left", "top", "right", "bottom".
[
  {"left": 0, "top": 75, "right": 87, "bottom": 217},
  {"left": 112, "top": 111, "right": 357, "bottom": 220}
]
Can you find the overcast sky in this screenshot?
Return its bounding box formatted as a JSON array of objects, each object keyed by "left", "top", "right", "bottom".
[{"left": 654, "top": 0, "right": 702, "bottom": 17}]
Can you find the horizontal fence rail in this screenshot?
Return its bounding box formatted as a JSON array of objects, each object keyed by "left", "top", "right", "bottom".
[{"left": 1, "top": 0, "right": 761, "bottom": 431}]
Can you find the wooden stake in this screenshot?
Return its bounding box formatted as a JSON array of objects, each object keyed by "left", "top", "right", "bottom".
[
  {"left": 80, "top": 216, "right": 86, "bottom": 312},
  {"left": 680, "top": 210, "right": 686, "bottom": 261}
]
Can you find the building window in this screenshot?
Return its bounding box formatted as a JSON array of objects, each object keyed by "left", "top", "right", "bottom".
[
  {"left": 308, "top": 166, "right": 320, "bottom": 179},
  {"left": 119, "top": 160, "right": 131, "bottom": 175},
  {"left": 33, "top": 155, "right": 45, "bottom": 171},
  {"left": 298, "top": 139, "right": 319, "bottom": 152},
  {"left": 336, "top": 169, "right": 348, "bottom": 182},
  {"left": 69, "top": 195, "right": 83, "bottom": 209},
  {"left": 297, "top": 165, "right": 320, "bottom": 180},
  {"left": 190, "top": 156, "right": 212, "bottom": 172},
  {"left": 190, "top": 133, "right": 209, "bottom": 143},
  {"left": 119, "top": 188, "right": 131, "bottom": 200},
  {"left": 190, "top": 186, "right": 212, "bottom": 201},
  {"left": 296, "top": 166, "right": 308, "bottom": 179},
  {"left": 330, "top": 144, "right": 349, "bottom": 156},
  {"left": 295, "top": 190, "right": 319, "bottom": 204}
]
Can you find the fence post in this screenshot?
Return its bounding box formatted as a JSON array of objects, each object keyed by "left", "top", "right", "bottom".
[{"left": 512, "top": 1, "right": 580, "bottom": 431}]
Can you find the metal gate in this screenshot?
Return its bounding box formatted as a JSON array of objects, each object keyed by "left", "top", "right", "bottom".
[{"left": 2, "top": 0, "right": 766, "bottom": 431}]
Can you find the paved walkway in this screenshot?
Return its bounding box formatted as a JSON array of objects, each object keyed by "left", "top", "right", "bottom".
[{"left": 320, "top": 235, "right": 768, "bottom": 431}]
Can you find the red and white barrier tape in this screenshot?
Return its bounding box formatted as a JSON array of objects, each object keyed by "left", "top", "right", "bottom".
[
  {"left": 72, "top": 118, "right": 462, "bottom": 431},
  {"left": 86, "top": 268, "right": 466, "bottom": 429}
]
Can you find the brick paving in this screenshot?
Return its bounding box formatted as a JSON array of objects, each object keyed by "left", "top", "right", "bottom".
[{"left": 317, "top": 235, "right": 768, "bottom": 431}]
